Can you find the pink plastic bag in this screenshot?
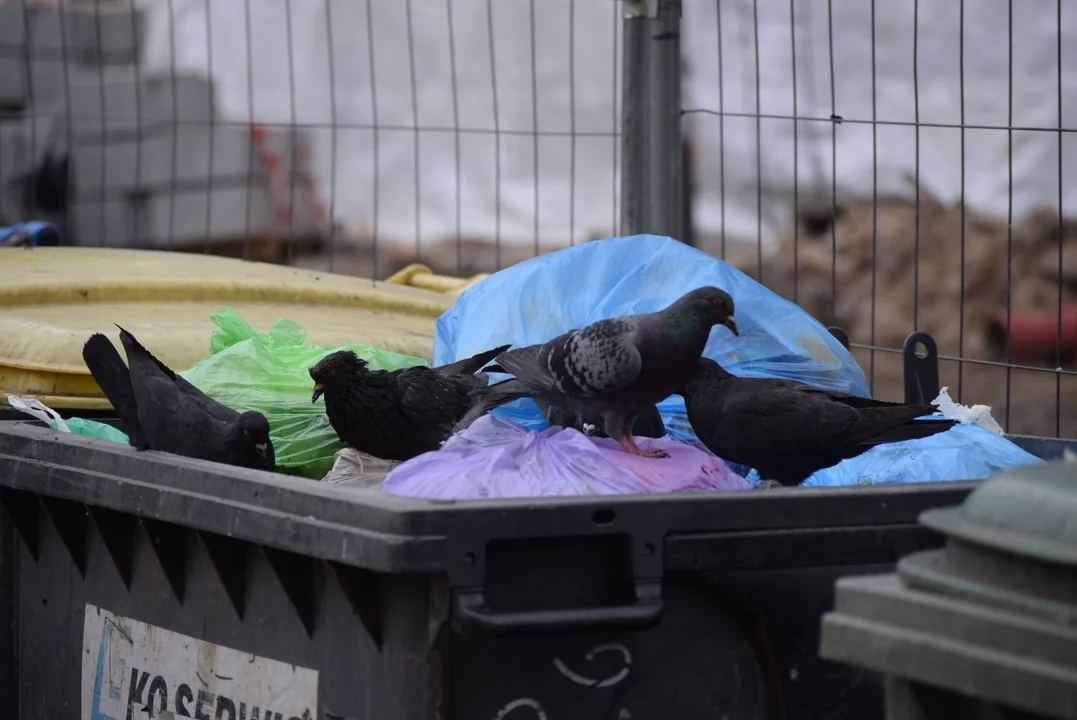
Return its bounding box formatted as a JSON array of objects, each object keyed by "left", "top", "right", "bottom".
[{"left": 382, "top": 415, "right": 752, "bottom": 500}]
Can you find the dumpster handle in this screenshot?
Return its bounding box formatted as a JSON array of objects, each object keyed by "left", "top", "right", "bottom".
[{"left": 451, "top": 579, "right": 663, "bottom": 634}]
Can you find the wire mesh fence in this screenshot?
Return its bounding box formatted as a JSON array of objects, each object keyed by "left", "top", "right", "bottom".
[
  {"left": 0, "top": 0, "right": 624, "bottom": 275},
  {"left": 1, "top": 0, "right": 1074, "bottom": 440},
  {"left": 678, "top": 0, "right": 1077, "bottom": 440}
]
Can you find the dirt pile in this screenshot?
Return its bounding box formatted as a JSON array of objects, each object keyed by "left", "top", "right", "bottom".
[{"left": 734, "top": 185, "right": 1077, "bottom": 364}]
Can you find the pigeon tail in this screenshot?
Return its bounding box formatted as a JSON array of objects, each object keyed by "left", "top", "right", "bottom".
[
  {"left": 488, "top": 346, "right": 559, "bottom": 393},
  {"left": 115, "top": 324, "right": 179, "bottom": 381},
  {"left": 453, "top": 379, "right": 529, "bottom": 433},
  {"left": 435, "top": 344, "right": 512, "bottom": 377},
  {"left": 861, "top": 417, "right": 958, "bottom": 446},
  {"left": 82, "top": 333, "right": 147, "bottom": 449},
  {"left": 115, "top": 324, "right": 238, "bottom": 424}
]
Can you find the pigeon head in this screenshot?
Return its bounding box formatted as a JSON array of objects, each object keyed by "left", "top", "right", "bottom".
[
  {"left": 309, "top": 350, "right": 369, "bottom": 403},
  {"left": 235, "top": 411, "right": 274, "bottom": 467},
  {"left": 668, "top": 286, "right": 738, "bottom": 337}
]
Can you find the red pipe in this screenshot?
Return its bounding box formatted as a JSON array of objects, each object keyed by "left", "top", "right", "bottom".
[{"left": 992, "top": 305, "right": 1077, "bottom": 361}]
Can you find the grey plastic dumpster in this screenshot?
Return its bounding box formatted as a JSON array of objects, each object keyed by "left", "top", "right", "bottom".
[
  {"left": 0, "top": 421, "right": 1055, "bottom": 720},
  {"left": 820, "top": 460, "right": 1077, "bottom": 720}
]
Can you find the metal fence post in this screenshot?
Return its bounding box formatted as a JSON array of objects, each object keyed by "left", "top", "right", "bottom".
[{"left": 621, "top": 0, "right": 684, "bottom": 242}]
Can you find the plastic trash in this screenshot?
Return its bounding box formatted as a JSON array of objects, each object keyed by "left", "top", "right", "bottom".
[
  {"left": 382, "top": 414, "right": 753, "bottom": 500},
  {"left": 321, "top": 448, "right": 400, "bottom": 492},
  {"left": 795, "top": 387, "right": 1040, "bottom": 486},
  {"left": 7, "top": 394, "right": 129, "bottom": 444},
  {"left": 433, "top": 234, "right": 870, "bottom": 437},
  {"left": 931, "top": 386, "right": 1005, "bottom": 435},
  {"left": 179, "top": 307, "right": 428, "bottom": 478},
  {"left": 799, "top": 423, "right": 1043, "bottom": 487}
]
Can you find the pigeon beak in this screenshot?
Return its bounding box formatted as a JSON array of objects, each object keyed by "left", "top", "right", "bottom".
[
  {"left": 722, "top": 315, "right": 739, "bottom": 337},
  {"left": 255, "top": 442, "right": 268, "bottom": 458},
  {"left": 311, "top": 383, "right": 324, "bottom": 404}
]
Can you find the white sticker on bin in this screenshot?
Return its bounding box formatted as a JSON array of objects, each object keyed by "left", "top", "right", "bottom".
[{"left": 81, "top": 604, "right": 318, "bottom": 720}]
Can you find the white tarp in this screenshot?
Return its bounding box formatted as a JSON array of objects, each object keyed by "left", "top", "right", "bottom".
[{"left": 137, "top": 0, "right": 1077, "bottom": 249}]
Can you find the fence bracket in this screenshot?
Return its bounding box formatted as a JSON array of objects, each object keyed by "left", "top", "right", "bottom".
[{"left": 622, "top": 0, "right": 659, "bottom": 20}]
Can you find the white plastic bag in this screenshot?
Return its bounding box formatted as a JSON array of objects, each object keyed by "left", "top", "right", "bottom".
[
  {"left": 6, "top": 394, "right": 130, "bottom": 444},
  {"left": 7, "top": 395, "right": 71, "bottom": 432},
  {"left": 931, "top": 386, "right": 1005, "bottom": 435}
]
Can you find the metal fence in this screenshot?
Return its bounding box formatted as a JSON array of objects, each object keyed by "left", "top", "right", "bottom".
[
  {"left": 2, "top": 0, "right": 1074, "bottom": 439},
  {"left": 1, "top": 0, "right": 626, "bottom": 274},
  {"left": 667, "top": 0, "right": 1077, "bottom": 441}
]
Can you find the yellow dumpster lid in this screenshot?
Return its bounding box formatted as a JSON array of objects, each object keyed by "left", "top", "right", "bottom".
[{"left": 0, "top": 247, "right": 455, "bottom": 410}]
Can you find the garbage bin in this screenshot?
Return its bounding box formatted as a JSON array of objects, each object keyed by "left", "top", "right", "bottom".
[
  {"left": 0, "top": 420, "right": 994, "bottom": 720},
  {"left": 0, "top": 246, "right": 451, "bottom": 413},
  {"left": 819, "top": 460, "right": 1077, "bottom": 720}
]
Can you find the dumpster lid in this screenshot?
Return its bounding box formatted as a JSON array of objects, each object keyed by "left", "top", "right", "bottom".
[
  {"left": 898, "top": 461, "right": 1077, "bottom": 627},
  {"left": 918, "top": 461, "right": 1077, "bottom": 566},
  {"left": 0, "top": 247, "right": 452, "bottom": 409}
]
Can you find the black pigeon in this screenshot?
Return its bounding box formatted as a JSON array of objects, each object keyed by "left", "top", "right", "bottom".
[
  {"left": 81, "top": 327, "right": 275, "bottom": 471},
  {"left": 680, "top": 357, "right": 957, "bottom": 485},
  {"left": 309, "top": 344, "right": 511, "bottom": 463},
  {"left": 457, "top": 286, "right": 738, "bottom": 458},
  {"left": 535, "top": 398, "right": 666, "bottom": 439}
]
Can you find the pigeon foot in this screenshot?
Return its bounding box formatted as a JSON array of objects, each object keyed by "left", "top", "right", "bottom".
[
  {"left": 617, "top": 435, "right": 669, "bottom": 459},
  {"left": 638, "top": 448, "right": 670, "bottom": 458},
  {"left": 344, "top": 447, "right": 367, "bottom": 475}
]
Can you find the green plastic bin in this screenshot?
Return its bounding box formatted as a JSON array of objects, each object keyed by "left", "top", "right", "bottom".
[{"left": 820, "top": 461, "right": 1077, "bottom": 720}]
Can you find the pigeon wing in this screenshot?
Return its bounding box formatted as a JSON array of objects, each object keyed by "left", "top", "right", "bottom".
[
  {"left": 497, "top": 318, "right": 643, "bottom": 397},
  {"left": 774, "top": 380, "right": 917, "bottom": 410},
  {"left": 130, "top": 371, "right": 228, "bottom": 458},
  {"left": 712, "top": 382, "right": 862, "bottom": 458},
  {"left": 396, "top": 367, "right": 472, "bottom": 431},
  {"left": 116, "top": 325, "right": 238, "bottom": 422}
]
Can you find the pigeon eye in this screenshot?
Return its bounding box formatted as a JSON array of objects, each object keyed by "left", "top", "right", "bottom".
[
  {"left": 712, "top": 298, "right": 724, "bottom": 309},
  {"left": 243, "top": 429, "right": 249, "bottom": 437}
]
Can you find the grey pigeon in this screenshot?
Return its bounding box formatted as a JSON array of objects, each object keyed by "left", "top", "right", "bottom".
[
  {"left": 82, "top": 327, "right": 275, "bottom": 471},
  {"left": 680, "top": 357, "right": 957, "bottom": 485},
  {"left": 458, "top": 286, "right": 738, "bottom": 458},
  {"left": 309, "top": 344, "right": 511, "bottom": 465}
]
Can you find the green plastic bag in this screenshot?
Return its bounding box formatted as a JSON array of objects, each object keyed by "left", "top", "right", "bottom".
[{"left": 180, "top": 307, "right": 428, "bottom": 478}]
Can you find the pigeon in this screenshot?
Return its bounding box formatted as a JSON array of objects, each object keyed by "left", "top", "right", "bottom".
[
  {"left": 309, "top": 344, "right": 511, "bottom": 465},
  {"left": 81, "top": 327, "right": 275, "bottom": 471},
  {"left": 679, "top": 357, "right": 958, "bottom": 485},
  {"left": 480, "top": 366, "right": 668, "bottom": 438},
  {"left": 535, "top": 399, "right": 666, "bottom": 440},
  {"left": 457, "top": 286, "right": 739, "bottom": 458}
]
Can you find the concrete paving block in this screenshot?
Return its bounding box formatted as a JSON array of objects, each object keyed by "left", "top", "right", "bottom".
[
  {"left": 65, "top": 70, "right": 216, "bottom": 136},
  {"left": 0, "top": 120, "right": 29, "bottom": 220},
  {"left": 70, "top": 179, "right": 320, "bottom": 248},
  {"left": 69, "top": 4, "right": 146, "bottom": 67},
  {"left": 0, "top": 3, "right": 146, "bottom": 109},
  {"left": 69, "top": 197, "right": 131, "bottom": 247},
  {"left": 73, "top": 124, "right": 303, "bottom": 194}
]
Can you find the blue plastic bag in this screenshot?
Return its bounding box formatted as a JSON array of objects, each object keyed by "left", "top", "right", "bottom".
[
  {"left": 434, "top": 234, "right": 870, "bottom": 437},
  {"left": 799, "top": 424, "right": 1043, "bottom": 486},
  {"left": 434, "top": 234, "right": 1043, "bottom": 487}
]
